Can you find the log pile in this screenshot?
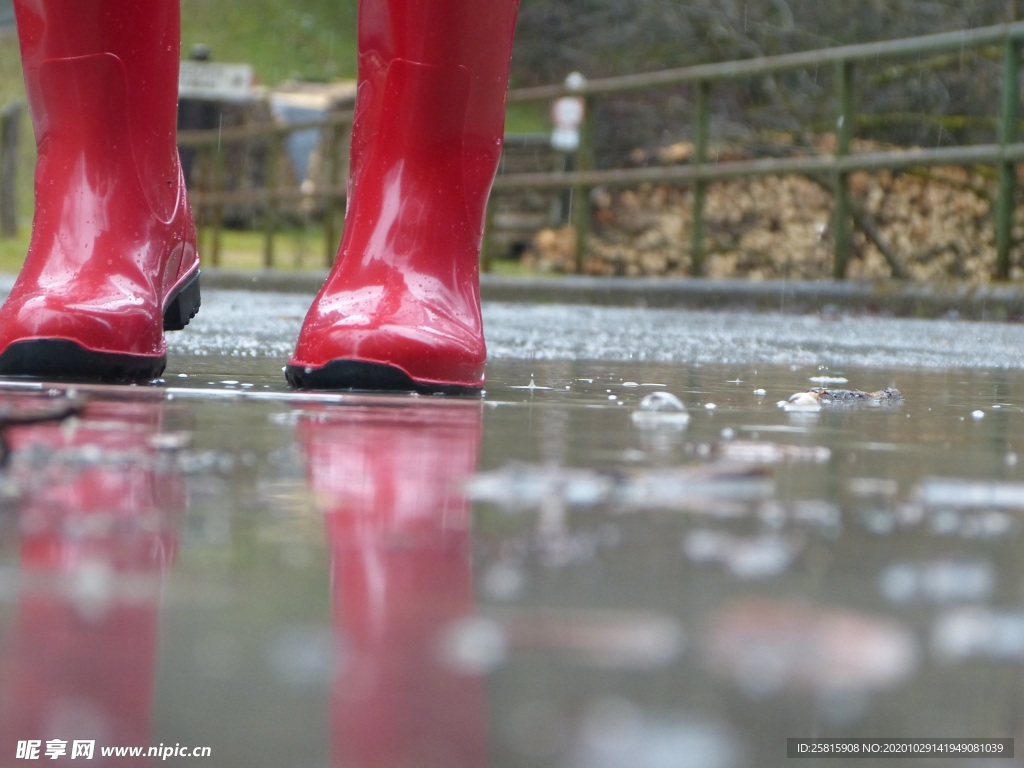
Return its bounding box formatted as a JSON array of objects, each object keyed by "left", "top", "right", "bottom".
[{"left": 522, "top": 137, "right": 1017, "bottom": 282}]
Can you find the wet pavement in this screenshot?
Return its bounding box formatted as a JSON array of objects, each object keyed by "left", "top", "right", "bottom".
[{"left": 2, "top": 280, "right": 1024, "bottom": 766}]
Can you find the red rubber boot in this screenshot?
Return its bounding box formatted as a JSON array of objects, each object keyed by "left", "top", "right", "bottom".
[
  {"left": 286, "top": 0, "right": 520, "bottom": 394},
  {"left": 0, "top": 0, "right": 200, "bottom": 383}
]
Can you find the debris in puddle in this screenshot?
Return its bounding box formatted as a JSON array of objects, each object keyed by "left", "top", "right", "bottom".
[
  {"left": 437, "top": 616, "right": 509, "bottom": 673},
  {"left": 566, "top": 697, "right": 745, "bottom": 768},
  {"left": 707, "top": 440, "right": 831, "bottom": 465},
  {"left": 756, "top": 499, "right": 841, "bottom": 531},
  {"left": 148, "top": 431, "right": 193, "bottom": 452},
  {"left": 683, "top": 529, "right": 802, "bottom": 578},
  {"left": 926, "top": 508, "right": 1015, "bottom": 539},
  {"left": 466, "top": 462, "right": 773, "bottom": 513},
  {"left": 916, "top": 477, "right": 1024, "bottom": 510},
  {"left": 970, "top": 409, "right": 985, "bottom": 420},
  {"left": 932, "top": 608, "right": 1024, "bottom": 661},
  {"left": 467, "top": 464, "right": 613, "bottom": 509},
  {"left": 753, "top": 388, "right": 767, "bottom": 396},
  {"left": 781, "top": 387, "right": 904, "bottom": 412},
  {"left": 485, "top": 608, "right": 685, "bottom": 670},
  {"left": 809, "top": 375, "right": 849, "bottom": 384},
  {"left": 631, "top": 392, "right": 690, "bottom": 428},
  {"left": 703, "top": 599, "right": 917, "bottom": 696},
  {"left": 879, "top": 560, "right": 996, "bottom": 604},
  {"left": 847, "top": 477, "right": 901, "bottom": 498},
  {"left": 482, "top": 562, "right": 527, "bottom": 601},
  {"left": 0, "top": 392, "right": 86, "bottom": 464}
]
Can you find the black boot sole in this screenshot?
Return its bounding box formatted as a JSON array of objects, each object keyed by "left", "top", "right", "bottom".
[
  {"left": 163, "top": 269, "right": 202, "bottom": 331},
  {"left": 285, "top": 359, "right": 482, "bottom": 396},
  {"left": 0, "top": 270, "right": 201, "bottom": 383}
]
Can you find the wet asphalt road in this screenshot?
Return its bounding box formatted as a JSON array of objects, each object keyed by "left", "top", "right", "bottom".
[
  {"left": 0, "top": 270, "right": 1021, "bottom": 374},
  {"left": 157, "top": 279, "right": 1024, "bottom": 376}
]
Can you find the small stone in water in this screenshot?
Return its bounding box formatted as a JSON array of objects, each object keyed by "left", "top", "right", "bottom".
[
  {"left": 567, "top": 698, "right": 744, "bottom": 768},
  {"left": 880, "top": 560, "right": 995, "bottom": 604},
  {"left": 971, "top": 410, "right": 985, "bottom": 420},
  {"left": 437, "top": 616, "right": 508, "bottom": 673},
  {"left": 703, "top": 599, "right": 917, "bottom": 695},
  {"left": 782, "top": 391, "right": 822, "bottom": 412},
  {"left": 932, "top": 608, "right": 1024, "bottom": 660},
  {"left": 631, "top": 392, "right": 690, "bottom": 427},
  {"left": 637, "top": 392, "right": 685, "bottom": 412}
]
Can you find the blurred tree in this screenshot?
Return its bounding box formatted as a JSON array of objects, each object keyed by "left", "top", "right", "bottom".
[{"left": 511, "top": 0, "right": 1024, "bottom": 163}]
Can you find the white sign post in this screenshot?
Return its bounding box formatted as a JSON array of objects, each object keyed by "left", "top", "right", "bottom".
[{"left": 550, "top": 71, "right": 587, "bottom": 152}]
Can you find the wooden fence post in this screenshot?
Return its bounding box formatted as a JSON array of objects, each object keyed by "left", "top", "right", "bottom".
[
  {"left": 323, "top": 118, "right": 345, "bottom": 267},
  {"left": 996, "top": 37, "right": 1021, "bottom": 280},
  {"left": 0, "top": 102, "right": 22, "bottom": 238},
  {"left": 262, "top": 132, "right": 281, "bottom": 269}
]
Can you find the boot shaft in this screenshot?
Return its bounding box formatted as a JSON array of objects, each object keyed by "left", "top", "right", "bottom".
[
  {"left": 14, "top": 0, "right": 183, "bottom": 220},
  {"left": 357, "top": 0, "right": 520, "bottom": 141},
  {"left": 343, "top": 0, "right": 521, "bottom": 267}
]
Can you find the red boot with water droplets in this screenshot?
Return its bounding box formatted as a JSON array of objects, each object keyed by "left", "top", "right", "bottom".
[
  {"left": 0, "top": 0, "right": 200, "bottom": 383},
  {"left": 286, "top": 0, "right": 519, "bottom": 394}
]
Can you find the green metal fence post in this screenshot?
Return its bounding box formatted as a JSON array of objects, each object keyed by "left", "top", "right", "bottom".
[
  {"left": 571, "top": 90, "right": 594, "bottom": 273},
  {"left": 690, "top": 80, "right": 711, "bottom": 276},
  {"left": 996, "top": 36, "right": 1021, "bottom": 280},
  {"left": 833, "top": 59, "right": 854, "bottom": 279}
]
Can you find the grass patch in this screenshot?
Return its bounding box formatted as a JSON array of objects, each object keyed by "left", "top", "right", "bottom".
[
  {"left": 197, "top": 225, "right": 334, "bottom": 271},
  {"left": 180, "top": 0, "right": 358, "bottom": 83},
  {"left": 0, "top": 227, "right": 29, "bottom": 273}
]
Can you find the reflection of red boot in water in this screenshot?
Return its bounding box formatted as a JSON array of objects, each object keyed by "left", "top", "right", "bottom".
[
  {"left": 0, "top": 402, "right": 183, "bottom": 763},
  {"left": 287, "top": 0, "right": 520, "bottom": 393},
  {"left": 300, "top": 403, "right": 485, "bottom": 768},
  {"left": 0, "top": 0, "right": 200, "bottom": 382}
]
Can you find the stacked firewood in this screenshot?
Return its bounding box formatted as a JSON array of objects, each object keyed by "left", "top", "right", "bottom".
[{"left": 522, "top": 138, "right": 1014, "bottom": 282}]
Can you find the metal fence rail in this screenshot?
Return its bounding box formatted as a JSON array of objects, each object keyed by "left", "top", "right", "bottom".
[{"left": 501, "top": 20, "right": 1024, "bottom": 279}]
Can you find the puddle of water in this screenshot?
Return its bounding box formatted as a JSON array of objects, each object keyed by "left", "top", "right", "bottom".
[{"left": 0, "top": 357, "right": 1022, "bottom": 766}]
